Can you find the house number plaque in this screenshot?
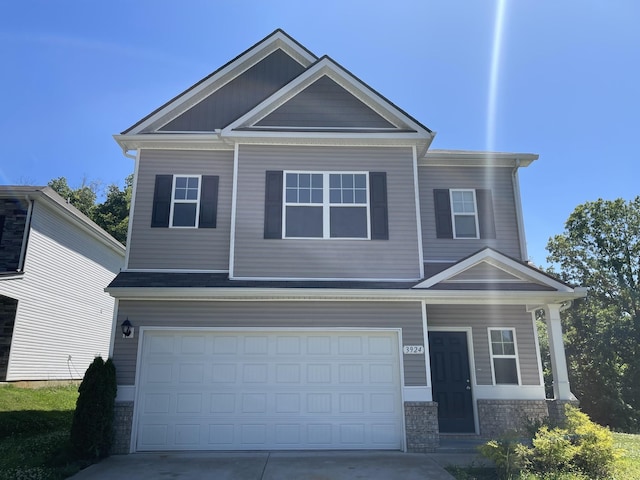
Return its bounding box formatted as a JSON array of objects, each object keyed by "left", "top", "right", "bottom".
[{"left": 403, "top": 345, "right": 425, "bottom": 354}]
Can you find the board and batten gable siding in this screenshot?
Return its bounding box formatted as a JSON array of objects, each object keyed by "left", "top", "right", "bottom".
[
  {"left": 128, "top": 149, "right": 233, "bottom": 270},
  {"left": 255, "top": 76, "right": 396, "bottom": 129},
  {"left": 158, "top": 49, "right": 307, "bottom": 132},
  {"left": 419, "top": 166, "right": 523, "bottom": 261},
  {"left": 233, "top": 145, "right": 421, "bottom": 279},
  {"left": 427, "top": 304, "right": 540, "bottom": 386},
  {"left": 113, "top": 300, "right": 426, "bottom": 387},
  {"left": 2, "top": 202, "right": 123, "bottom": 381}
]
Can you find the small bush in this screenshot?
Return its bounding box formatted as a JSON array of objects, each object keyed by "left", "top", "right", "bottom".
[
  {"left": 69, "top": 357, "right": 116, "bottom": 459},
  {"left": 478, "top": 434, "right": 529, "bottom": 480},
  {"left": 479, "top": 406, "right": 618, "bottom": 479}
]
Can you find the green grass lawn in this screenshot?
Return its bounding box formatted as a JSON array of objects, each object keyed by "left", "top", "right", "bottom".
[{"left": 0, "top": 384, "right": 84, "bottom": 480}]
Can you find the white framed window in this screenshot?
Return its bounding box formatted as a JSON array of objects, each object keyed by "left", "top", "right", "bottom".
[
  {"left": 450, "top": 189, "right": 479, "bottom": 239},
  {"left": 488, "top": 328, "right": 521, "bottom": 385},
  {"left": 170, "top": 175, "right": 201, "bottom": 227},
  {"left": 283, "top": 171, "right": 370, "bottom": 239}
]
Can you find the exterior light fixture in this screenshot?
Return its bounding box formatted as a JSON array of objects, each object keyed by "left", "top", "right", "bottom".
[{"left": 121, "top": 318, "right": 134, "bottom": 338}]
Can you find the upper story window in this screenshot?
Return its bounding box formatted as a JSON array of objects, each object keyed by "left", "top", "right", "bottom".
[
  {"left": 171, "top": 176, "right": 201, "bottom": 227},
  {"left": 151, "top": 174, "right": 219, "bottom": 229},
  {"left": 284, "top": 172, "right": 369, "bottom": 239},
  {"left": 434, "top": 188, "right": 496, "bottom": 240},
  {"left": 450, "top": 189, "right": 479, "bottom": 239},
  {"left": 264, "top": 171, "right": 388, "bottom": 241},
  {"left": 488, "top": 328, "right": 520, "bottom": 385}
]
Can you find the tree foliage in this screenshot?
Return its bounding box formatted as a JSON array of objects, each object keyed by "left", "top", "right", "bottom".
[
  {"left": 547, "top": 197, "right": 640, "bottom": 432},
  {"left": 48, "top": 174, "right": 132, "bottom": 244}
]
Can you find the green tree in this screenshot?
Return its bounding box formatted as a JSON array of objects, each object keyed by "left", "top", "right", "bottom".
[
  {"left": 547, "top": 197, "right": 640, "bottom": 432},
  {"left": 48, "top": 177, "right": 99, "bottom": 216},
  {"left": 48, "top": 175, "right": 132, "bottom": 245},
  {"left": 91, "top": 174, "right": 133, "bottom": 244}
]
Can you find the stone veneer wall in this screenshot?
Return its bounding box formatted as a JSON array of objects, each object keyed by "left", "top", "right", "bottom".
[
  {"left": 404, "top": 401, "right": 439, "bottom": 452},
  {"left": 111, "top": 401, "right": 134, "bottom": 454},
  {"left": 547, "top": 399, "right": 580, "bottom": 427},
  {"left": 0, "top": 198, "right": 28, "bottom": 272},
  {"left": 0, "top": 296, "right": 18, "bottom": 381},
  {"left": 478, "top": 399, "right": 549, "bottom": 437}
]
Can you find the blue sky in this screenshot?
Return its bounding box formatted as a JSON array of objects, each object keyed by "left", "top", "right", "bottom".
[{"left": 1, "top": 1, "right": 638, "bottom": 266}]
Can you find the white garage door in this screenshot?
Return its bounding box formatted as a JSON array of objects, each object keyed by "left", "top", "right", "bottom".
[{"left": 136, "top": 330, "right": 404, "bottom": 451}]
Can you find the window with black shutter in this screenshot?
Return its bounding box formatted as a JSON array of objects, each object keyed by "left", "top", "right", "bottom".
[
  {"left": 151, "top": 174, "right": 219, "bottom": 228},
  {"left": 434, "top": 188, "right": 495, "bottom": 240},
  {"left": 263, "top": 170, "right": 388, "bottom": 240}
]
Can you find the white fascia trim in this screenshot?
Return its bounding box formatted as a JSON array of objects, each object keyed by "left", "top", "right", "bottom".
[
  {"left": 229, "top": 276, "right": 421, "bottom": 282},
  {"left": 403, "top": 386, "right": 432, "bottom": 402},
  {"left": 414, "top": 248, "right": 576, "bottom": 292},
  {"left": 474, "top": 385, "right": 546, "bottom": 400},
  {"left": 105, "top": 287, "right": 589, "bottom": 304},
  {"left": 421, "top": 150, "right": 538, "bottom": 167},
  {"left": 116, "top": 385, "right": 136, "bottom": 402},
  {"left": 222, "top": 59, "right": 433, "bottom": 140},
  {"left": 113, "top": 133, "right": 231, "bottom": 152},
  {"left": 123, "top": 269, "right": 229, "bottom": 273},
  {"left": 125, "top": 31, "right": 317, "bottom": 135}
]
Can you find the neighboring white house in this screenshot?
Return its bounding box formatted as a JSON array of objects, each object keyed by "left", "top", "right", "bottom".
[{"left": 0, "top": 186, "right": 125, "bottom": 381}]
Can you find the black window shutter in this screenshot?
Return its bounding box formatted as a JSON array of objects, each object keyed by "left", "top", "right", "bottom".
[
  {"left": 264, "top": 171, "right": 283, "bottom": 239},
  {"left": 0, "top": 215, "right": 5, "bottom": 244},
  {"left": 476, "top": 189, "right": 496, "bottom": 239},
  {"left": 369, "top": 172, "right": 389, "bottom": 240},
  {"left": 151, "top": 175, "right": 172, "bottom": 227},
  {"left": 198, "top": 175, "right": 219, "bottom": 228},
  {"left": 434, "top": 189, "right": 453, "bottom": 238}
]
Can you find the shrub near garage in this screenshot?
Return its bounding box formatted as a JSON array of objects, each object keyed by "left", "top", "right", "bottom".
[
  {"left": 478, "top": 405, "right": 619, "bottom": 479},
  {"left": 70, "top": 356, "right": 117, "bottom": 459}
]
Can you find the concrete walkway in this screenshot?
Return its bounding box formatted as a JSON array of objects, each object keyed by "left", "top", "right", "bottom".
[{"left": 69, "top": 451, "right": 474, "bottom": 480}]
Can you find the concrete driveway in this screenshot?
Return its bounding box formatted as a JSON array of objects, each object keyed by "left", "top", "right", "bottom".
[{"left": 69, "top": 451, "right": 464, "bottom": 479}]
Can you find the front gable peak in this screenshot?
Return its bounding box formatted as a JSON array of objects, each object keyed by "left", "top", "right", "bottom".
[{"left": 414, "top": 248, "right": 575, "bottom": 292}]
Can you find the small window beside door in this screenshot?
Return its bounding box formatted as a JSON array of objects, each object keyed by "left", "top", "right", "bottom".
[{"left": 488, "top": 328, "right": 520, "bottom": 385}]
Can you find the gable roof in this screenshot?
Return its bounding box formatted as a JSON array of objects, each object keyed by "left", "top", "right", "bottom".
[
  {"left": 122, "top": 29, "right": 317, "bottom": 135},
  {"left": 116, "top": 29, "right": 434, "bottom": 153},
  {"left": 0, "top": 186, "right": 126, "bottom": 256},
  {"left": 414, "top": 248, "right": 576, "bottom": 292}
]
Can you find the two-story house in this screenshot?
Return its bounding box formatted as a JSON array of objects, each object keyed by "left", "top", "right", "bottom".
[
  {"left": 0, "top": 186, "right": 125, "bottom": 382},
  {"left": 107, "top": 30, "right": 585, "bottom": 454}
]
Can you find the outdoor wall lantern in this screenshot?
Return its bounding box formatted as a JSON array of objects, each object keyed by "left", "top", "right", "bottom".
[{"left": 121, "top": 318, "right": 134, "bottom": 339}]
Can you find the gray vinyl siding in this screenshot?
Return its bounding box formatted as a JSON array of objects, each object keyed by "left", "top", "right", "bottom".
[
  {"left": 419, "top": 166, "right": 523, "bottom": 261},
  {"left": 159, "top": 50, "right": 306, "bottom": 132},
  {"left": 256, "top": 76, "right": 395, "bottom": 129},
  {"left": 233, "top": 145, "right": 421, "bottom": 279},
  {"left": 427, "top": 305, "right": 540, "bottom": 386},
  {"left": 128, "top": 149, "right": 233, "bottom": 270},
  {"left": 113, "top": 300, "right": 425, "bottom": 387}
]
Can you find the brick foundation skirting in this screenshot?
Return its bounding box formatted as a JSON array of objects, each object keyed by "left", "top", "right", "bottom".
[
  {"left": 112, "top": 401, "right": 134, "bottom": 454},
  {"left": 477, "top": 399, "right": 548, "bottom": 437},
  {"left": 404, "top": 401, "right": 439, "bottom": 452}
]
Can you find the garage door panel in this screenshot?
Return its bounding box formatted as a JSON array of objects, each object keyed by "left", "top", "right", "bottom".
[{"left": 137, "top": 331, "right": 403, "bottom": 451}]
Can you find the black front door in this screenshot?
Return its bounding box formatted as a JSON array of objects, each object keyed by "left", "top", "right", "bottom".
[{"left": 428, "top": 331, "right": 475, "bottom": 433}]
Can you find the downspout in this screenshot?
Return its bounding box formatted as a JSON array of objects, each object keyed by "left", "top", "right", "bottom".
[
  {"left": 17, "top": 196, "right": 34, "bottom": 272},
  {"left": 512, "top": 158, "right": 529, "bottom": 261}
]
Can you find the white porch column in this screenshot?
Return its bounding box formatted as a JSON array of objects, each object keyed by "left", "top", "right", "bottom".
[{"left": 544, "top": 304, "right": 573, "bottom": 400}]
